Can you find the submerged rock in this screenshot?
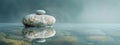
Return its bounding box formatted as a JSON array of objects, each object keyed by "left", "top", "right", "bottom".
[
  {"left": 45, "top": 30, "right": 78, "bottom": 45},
  {"left": 0, "top": 39, "right": 31, "bottom": 45},
  {"left": 87, "top": 35, "right": 113, "bottom": 42},
  {"left": 0, "top": 32, "right": 31, "bottom": 45},
  {"left": 47, "top": 36, "right": 78, "bottom": 45},
  {"left": 0, "top": 32, "right": 6, "bottom": 39},
  {"left": 22, "top": 10, "right": 56, "bottom": 27}
]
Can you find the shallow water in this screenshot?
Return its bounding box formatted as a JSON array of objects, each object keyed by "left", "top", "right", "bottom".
[{"left": 0, "top": 23, "right": 120, "bottom": 45}]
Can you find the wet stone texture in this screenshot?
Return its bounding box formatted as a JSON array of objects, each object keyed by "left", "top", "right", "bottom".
[{"left": 0, "top": 23, "right": 120, "bottom": 45}]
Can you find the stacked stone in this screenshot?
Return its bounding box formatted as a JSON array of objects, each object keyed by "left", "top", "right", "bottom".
[
  {"left": 22, "top": 10, "right": 56, "bottom": 27},
  {"left": 22, "top": 10, "right": 56, "bottom": 43}
]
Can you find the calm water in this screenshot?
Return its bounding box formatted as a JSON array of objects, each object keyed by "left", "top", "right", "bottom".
[{"left": 0, "top": 23, "right": 120, "bottom": 45}]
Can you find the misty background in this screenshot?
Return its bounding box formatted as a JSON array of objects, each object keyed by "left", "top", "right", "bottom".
[{"left": 0, "top": 0, "right": 120, "bottom": 23}]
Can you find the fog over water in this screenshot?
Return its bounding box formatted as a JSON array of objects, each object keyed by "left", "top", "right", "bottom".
[{"left": 0, "top": 0, "right": 120, "bottom": 23}]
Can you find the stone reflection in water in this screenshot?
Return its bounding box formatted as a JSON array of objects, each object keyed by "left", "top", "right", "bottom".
[{"left": 22, "top": 27, "right": 56, "bottom": 43}]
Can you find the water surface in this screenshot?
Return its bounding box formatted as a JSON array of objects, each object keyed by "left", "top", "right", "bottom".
[{"left": 0, "top": 23, "right": 120, "bottom": 45}]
